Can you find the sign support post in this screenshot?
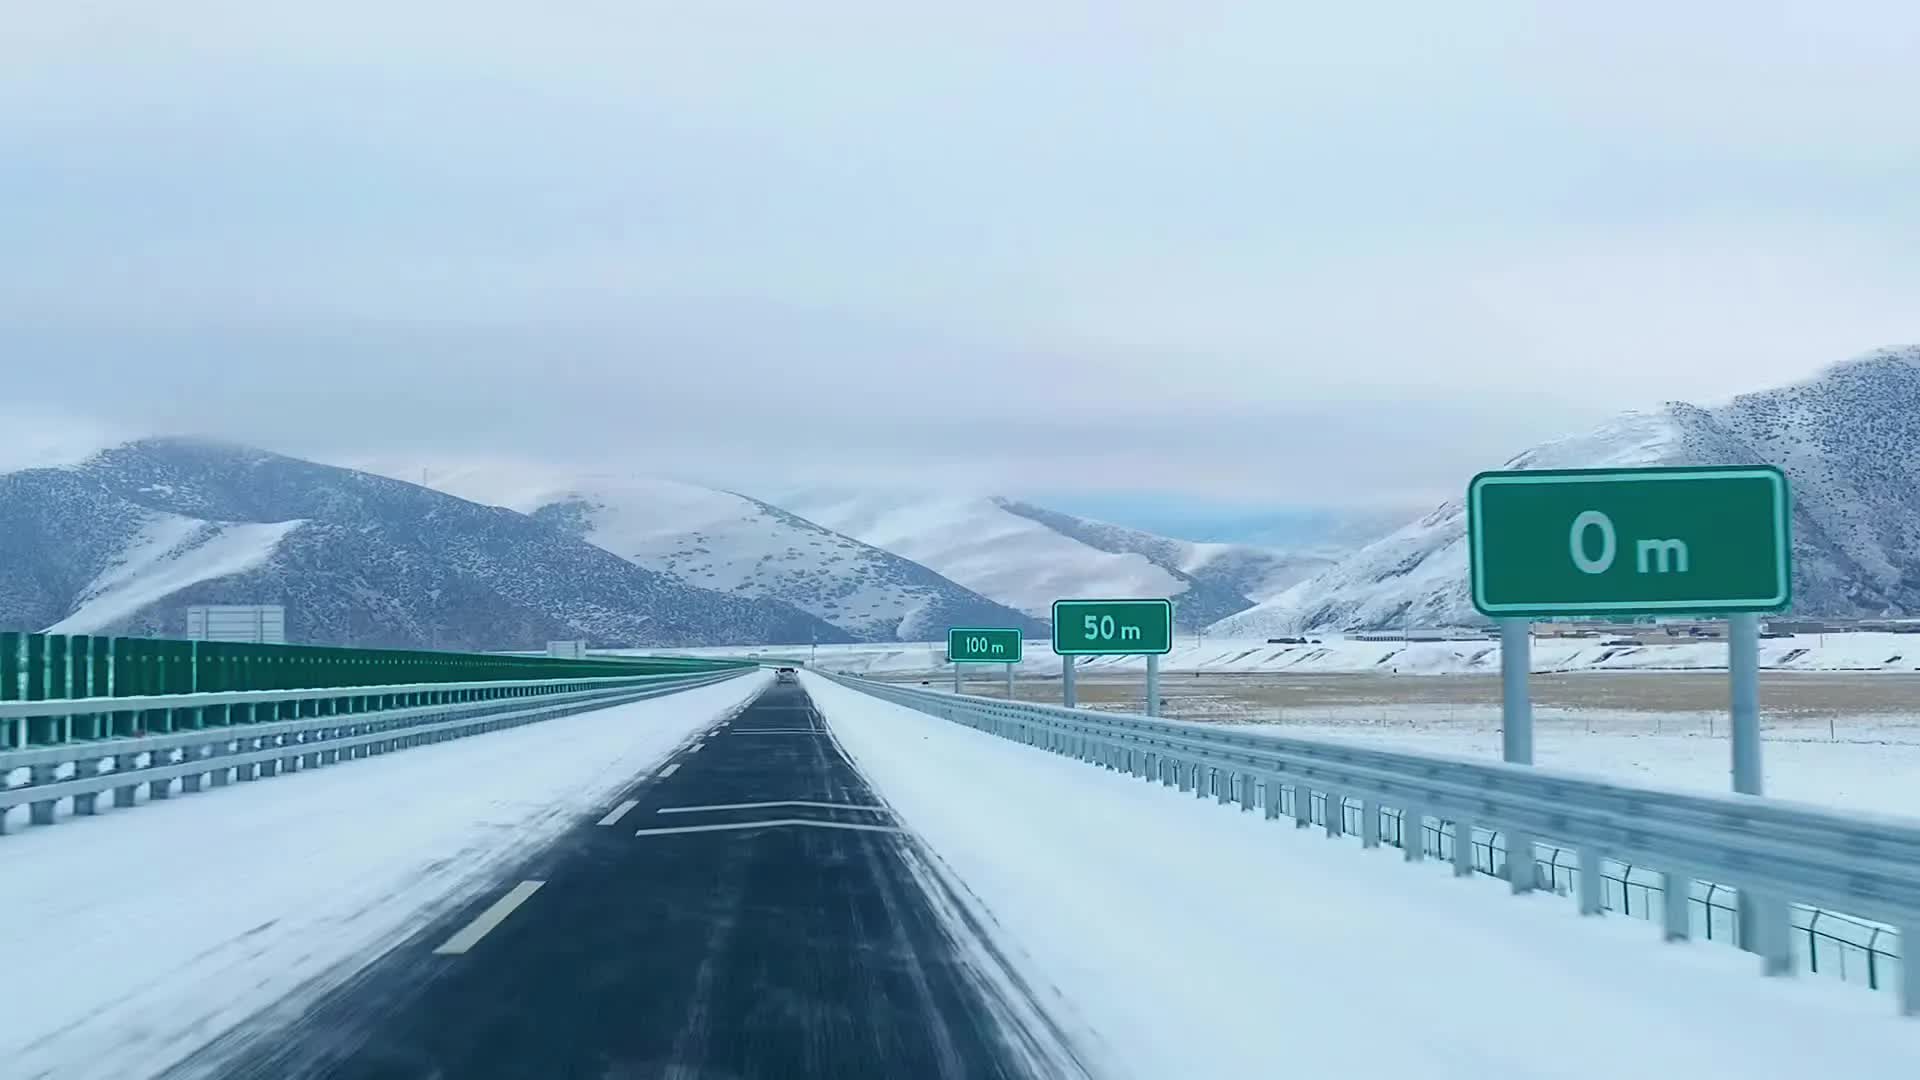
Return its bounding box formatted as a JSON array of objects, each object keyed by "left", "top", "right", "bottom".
[
  {"left": 1499, "top": 616, "right": 1535, "bottom": 894},
  {"left": 1006, "top": 662, "right": 1014, "bottom": 700},
  {"left": 1062, "top": 656, "right": 1076, "bottom": 707},
  {"left": 1146, "top": 654, "right": 1160, "bottom": 717},
  {"left": 1728, "top": 610, "right": 1781, "bottom": 967},
  {"left": 1499, "top": 618, "right": 1532, "bottom": 766},
  {"left": 1729, "top": 612, "right": 1762, "bottom": 796}
]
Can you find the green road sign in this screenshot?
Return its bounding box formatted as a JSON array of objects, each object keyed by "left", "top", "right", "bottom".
[
  {"left": 1051, "top": 599, "right": 1174, "bottom": 655},
  {"left": 948, "top": 627, "right": 1023, "bottom": 663},
  {"left": 1468, "top": 466, "right": 1791, "bottom": 617}
]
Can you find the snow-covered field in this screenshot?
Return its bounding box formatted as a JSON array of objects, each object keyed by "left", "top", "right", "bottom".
[
  {"left": 642, "top": 630, "right": 1920, "bottom": 675},
  {"left": 0, "top": 672, "right": 766, "bottom": 1080},
  {"left": 807, "top": 673, "right": 1920, "bottom": 1079},
  {"left": 1258, "top": 722, "right": 1920, "bottom": 819}
]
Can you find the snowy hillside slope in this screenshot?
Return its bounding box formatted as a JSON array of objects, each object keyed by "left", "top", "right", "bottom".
[
  {"left": 44, "top": 515, "right": 304, "bottom": 634},
  {"left": 1, "top": 439, "right": 849, "bottom": 648},
  {"left": 1215, "top": 346, "right": 1920, "bottom": 634},
  {"left": 994, "top": 499, "right": 1329, "bottom": 610},
  {"left": 772, "top": 491, "right": 1219, "bottom": 624},
  {"left": 388, "top": 464, "right": 1044, "bottom": 642}
]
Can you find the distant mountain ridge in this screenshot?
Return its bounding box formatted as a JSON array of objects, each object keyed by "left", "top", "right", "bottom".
[
  {"left": 773, "top": 491, "right": 1332, "bottom": 630},
  {"left": 1, "top": 439, "right": 850, "bottom": 648},
  {"left": 390, "top": 464, "right": 1048, "bottom": 643},
  {"left": 1212, "top": 345, "right": 1920, "bottom": 634},
  {"left": 992, "top": 499, "right": 1329, "bottom": 622}
]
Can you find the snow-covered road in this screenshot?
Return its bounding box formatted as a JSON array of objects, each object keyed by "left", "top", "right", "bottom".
[
  {"left": 804, "top": 672, "right": 1920, "bottom": 1080},
  {"left": 0, "top": 672, "right": 767, "bottom": 1080}
]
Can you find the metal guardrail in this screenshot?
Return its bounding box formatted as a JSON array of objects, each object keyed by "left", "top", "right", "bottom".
[
  {"left": 823, "top": 673, "right": 1917, "bottom": 1014},
  {"left": 0, "top": 630, "right": 755, "bottom": 751},
  {"left": 0, "top": 670, "right": 748, "bottom": 832}
]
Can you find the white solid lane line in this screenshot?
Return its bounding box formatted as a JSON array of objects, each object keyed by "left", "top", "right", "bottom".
[
  {"left": 634, "top": 819, "right": 902, "bottom": 838},
  {"left": 596, "top": 800, "right": 640, "bottom": 827},
  {"left": 658, "top": 763, "right": 681, "bottom": 778},
  {"left": 432, "top": 880, "right": 545, "bottom": 955},
  {"left": 655, "top": 800, "right": 886, "bottom": 815}
]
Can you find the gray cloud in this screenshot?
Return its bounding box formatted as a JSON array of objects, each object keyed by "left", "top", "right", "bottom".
[{"left": 3, "top": 2, "right": 1915, "bottom": 504}]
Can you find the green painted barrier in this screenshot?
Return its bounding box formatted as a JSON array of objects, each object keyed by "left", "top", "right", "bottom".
[{"left": 0, "top": 632, "right": 752, "bottom": 748}]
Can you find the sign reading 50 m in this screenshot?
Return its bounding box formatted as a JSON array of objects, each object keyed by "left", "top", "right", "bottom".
[
  {"left": 1052, "top": 599, "right": 1174, "bottom": 655},
  {"left": 1467, "top": 466, "right": 1792, "bottom": 617}
]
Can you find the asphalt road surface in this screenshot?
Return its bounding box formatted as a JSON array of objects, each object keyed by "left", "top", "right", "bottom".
[{"left": 193, "top": 678, "right": 1070, "bottom": 1080}]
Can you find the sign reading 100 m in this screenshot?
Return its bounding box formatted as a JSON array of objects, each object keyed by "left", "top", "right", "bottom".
[
  {"left": 1051, "top": 599, "right": 1174, "bottom": 655},
  {"left": 1467, "top": 465, "right": 1792, "bottom": 617},
  {"left": 947, "top": 627, "right": 1023, "bottom": 663}
]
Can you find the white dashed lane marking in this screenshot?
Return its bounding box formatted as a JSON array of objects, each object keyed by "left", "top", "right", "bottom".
[
  {"left": 432, "top": 881, "right": 545, "bottom": 956},
  {"left": 596, "top": 800, "right": 640, "bottom": 827},
  {"left": 634, "top": 820, "right": 902, "bottom": 838},
  {"left": 655, "top": 800, "right": 886, "bottom": 815}
]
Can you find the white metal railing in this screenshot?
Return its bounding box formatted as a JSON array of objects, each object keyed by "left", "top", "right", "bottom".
[
  {"left": 823, "top": 673, "right": 1919, "bottom": 1015},
  {"left": 0, "top": 670, "right": 747, "bottom": 831}
]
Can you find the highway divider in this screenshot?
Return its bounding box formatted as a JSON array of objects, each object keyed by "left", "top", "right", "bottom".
[
  {"left": 0, "top": 632, "right": 756, "bottom": 832},
  {"left": 0, "top": 631, "right": 750, "bottom": 750}
]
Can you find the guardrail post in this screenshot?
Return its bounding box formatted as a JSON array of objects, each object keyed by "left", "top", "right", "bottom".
[
  {"left": 1901, "top": 921, "right": 1918, "bottom": 1016},
  {"left": 1745, "top": 892, "right": 1794, "bottom": 976},
  {"left": 1292, "top": 785, "right": 1311, "bottom": 829},
  {"left": 1176, "top": 760, "right": 1191, "bottom": 791},
  {"left": 1403, "top": 809, "right": 1425, "bottom": 861},
  {"left": 150, "top": 746, "right": 182, "bottom": 799},
  {"left": 1508, "top": 831, "right": 1535, "bottom": 894},
  {"left": 180, "top": 747, "right": 204, "bottom": 794},
  {"left": 1325, "top": 793, "right": 1343, "bottom": 838},
  {"left": 28, "top": 763, "right": 59, "bottom": 824},
  {"left": 1238, "top": 775, "right": 1254, "bottom": 812},
  {"left": 1263, "top": 777, "right": 1282, "bottom": 819},
  {"left": 1361, "top": 800, "right": 1380, "bottom": 848},
  {"left": 1662, "top": 870, "right": 1691, "bottom": 940},
  {"left": 1217, "top": 771, "right": 1232, "bottom": 805},
  {"left": 73, "top": 759, "right": 102, "bottom": 815},
  {"left": 1577, "top": 846, "right": 1603, "bottom": 915},
  {"left": 1450, "top": 821, "right": 1474, "bottom": 877},
  {"left": 113, "top": 752, "right": 138, "bottom": 806}
]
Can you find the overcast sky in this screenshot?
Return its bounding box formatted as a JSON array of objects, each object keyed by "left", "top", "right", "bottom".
[{"left": 3, "top": 2, "right": 1915, "bottom": 506}]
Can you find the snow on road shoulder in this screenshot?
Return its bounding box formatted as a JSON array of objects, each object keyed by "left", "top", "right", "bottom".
[
  {"left": 0, "top": 672, "right": 768, "bottom": 1080},
  {"left": 803, "top": 673, "right": 1920, "bottom": 1080}
]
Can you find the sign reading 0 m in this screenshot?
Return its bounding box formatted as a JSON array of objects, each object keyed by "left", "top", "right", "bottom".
[{"left": 1467, "top": 465, "right": 1791, "bottom": 617}]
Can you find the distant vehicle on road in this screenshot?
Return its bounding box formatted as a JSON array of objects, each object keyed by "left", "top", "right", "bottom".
[{"left": 774, "top": 667, "right": 798, "bottom": 681}]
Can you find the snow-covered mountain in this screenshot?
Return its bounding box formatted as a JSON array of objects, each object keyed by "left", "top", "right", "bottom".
[
  {"left": 1, "top": 439, "right": 850, "bottom": 648},
  {"left": 378, "top": 464, "right": 1046, "bottom": 642},
  {"left": 1214, "top": 346, "right": 1920, "bottom": 634},
  {"left": 772, "top": 492, "right": 1327, "bottom": 629}
]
